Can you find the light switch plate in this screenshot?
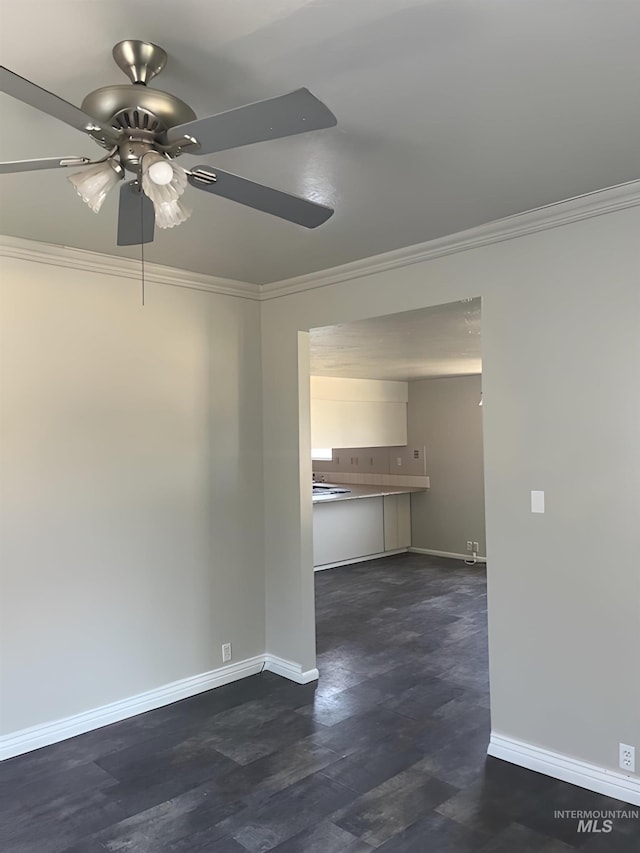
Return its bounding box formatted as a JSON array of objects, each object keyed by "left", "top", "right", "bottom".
[{"left": 531, "top": 490, "right": 545, "bottom": 513}]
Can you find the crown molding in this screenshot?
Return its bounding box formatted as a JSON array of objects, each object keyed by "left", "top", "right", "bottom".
[
  {"left": 0, "top": 235, "right": 261, "bottom": 301},
  {"left": 3, "top": 180, "right": 639, "bottom": 302},
  {"left": 261, "top": 180, "right": 640, "bottom": 300}
]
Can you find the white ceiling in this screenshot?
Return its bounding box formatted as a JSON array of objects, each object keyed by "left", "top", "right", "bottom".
[
  {"left": 310, "top": 298, "right": 481, "bottom": 381},
  {"left": 1, "top": 0, "right": 639, "bottom": 285}
]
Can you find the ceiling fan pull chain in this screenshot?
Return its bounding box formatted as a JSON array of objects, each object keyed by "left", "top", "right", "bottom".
[{"left": 140, "top": 193, "right": 145, "bottom": 307}]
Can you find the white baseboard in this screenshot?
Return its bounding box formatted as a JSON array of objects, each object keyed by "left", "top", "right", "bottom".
[
  {"left": 1, "top": 655, "right": 268, "bottom": 761},
  {"left": 409, "top": 547, "right": 487, "bottom": 563},
  {"left": 488, "top": 732, "right": 640, "bottom": 807},
  {"left": 263, "top": 654, "right": 319, "bottom": 684},
  {"left": 314, "top": 548, "right": 408, "bottom": 571}
]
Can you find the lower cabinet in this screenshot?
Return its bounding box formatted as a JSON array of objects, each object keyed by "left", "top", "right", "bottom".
[
  {"left": 383, "top": 493, "right": 411, "bottom": 551},
  {"left": 313, "top": 497, "right": 384, "bottom": 567},
  {"left": 313, "top": 493, "right": 412, "bottom": 568}
]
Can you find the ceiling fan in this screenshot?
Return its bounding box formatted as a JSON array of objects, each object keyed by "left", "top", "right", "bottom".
[{"left": 0, "top": 40, "right": 337, "bottom": 245}]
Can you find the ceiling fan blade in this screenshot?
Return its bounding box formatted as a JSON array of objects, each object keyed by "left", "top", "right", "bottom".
[
  {"left": 0, "top": 66, "right": 120, "bottom": 147},
  {"left": 188, "top": 166, "right": 334, "bottom": 228},
  {"left": 0, "top": 156, "right": 91, "bottom": 174},
  {"left": 117, "top": 181, "right": 155, "bottom": 246},
  {"left": 167, "top": 88, "right": 337, "bottom": 154}
]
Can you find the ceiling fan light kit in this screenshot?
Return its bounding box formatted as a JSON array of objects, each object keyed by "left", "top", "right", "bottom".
[
  {"left": 140, "top": 151, "right": 192, "bottom": 229},
  {"left": 1, "top": 39, "right": 337, "bottom": 245},
  {"left": 67, "top": 158, "right": 124, "bottom": 213},
  {"left": 141, "top": 152, "right": 186, "bottom": 204},
  {"left": 154, "top": 198, "right": 192, "bottom": 230}
]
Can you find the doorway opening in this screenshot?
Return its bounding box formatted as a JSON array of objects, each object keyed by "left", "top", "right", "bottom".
[
  {"left": 304, "top": 297, "right": 490, "bottom": 762},
  {"left": 308, "top": 297, "right": 484, "bottom": 570}
]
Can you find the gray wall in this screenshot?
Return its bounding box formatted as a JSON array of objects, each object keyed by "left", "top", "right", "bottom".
[
  {"left": 0, "top": 255, "right": 265, "bottom": 734},
  {"left": 408, "top": 375, "right": 485, "bottom": 557},
  {"left": 2, "top": 192, "right": 639, "bottom": 788},
  {"left": 261, "top": 200, "right": 640, "bottom": 777}
]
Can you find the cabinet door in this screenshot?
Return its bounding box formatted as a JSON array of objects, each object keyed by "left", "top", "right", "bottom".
[
  {"left": 313, "top": 498, "right": 384, "bottom": 566},
  {"left": 383, "top": 493, "right": 411, "bottom": 550},
  {"left": 310, "top": 376, "right": 408, "bottom": 448},
  {"left": 311, "top": 399, "right": 407, "bottom": 448}
]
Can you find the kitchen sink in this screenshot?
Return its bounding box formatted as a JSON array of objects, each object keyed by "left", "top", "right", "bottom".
[{"left": 313, "top": 483, "right": 351, "bottom": 495}]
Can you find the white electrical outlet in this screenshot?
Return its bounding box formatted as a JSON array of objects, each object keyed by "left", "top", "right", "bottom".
[
  {"left": 466, "top": 541, "right": 473, "bottom": 551},
  {"left": 222, "top": 642, "right": 232, "bottom": 663},
  {"left": 396, "top": 457, "right": 402, "bottom": 467},
  {"left": 473, "top": 541, "right": 479, "bottom": 552},
  {"left": 619, "top": 743, "right": 636, "bottom": 773}
]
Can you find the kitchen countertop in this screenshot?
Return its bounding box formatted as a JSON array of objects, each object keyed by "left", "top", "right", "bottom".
[{"left": 312, "top": 483, "right": 426, "bottom": 503}]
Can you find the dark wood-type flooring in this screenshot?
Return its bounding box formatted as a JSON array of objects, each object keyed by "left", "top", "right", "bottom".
[{"left": 2, "top": 553, "right": 638, "bottom": 852}]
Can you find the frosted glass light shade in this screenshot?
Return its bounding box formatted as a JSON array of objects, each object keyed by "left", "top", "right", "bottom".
[
  {"left": 68, "top": 160, "right": 122, "bottom": 213},
  {"left": 141, "top": 153, "right": 187, "bottom": 205},
  {"left": 154, "top": 198, "right": 192, "bottom": 229}
]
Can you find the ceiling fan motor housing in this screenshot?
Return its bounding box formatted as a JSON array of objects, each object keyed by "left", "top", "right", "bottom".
[
  {"left": 80, "top": 41, "right": 196, "bottom": 162},
  {"left": 82, "top": 85, "right": 196, "bottom": 142}
]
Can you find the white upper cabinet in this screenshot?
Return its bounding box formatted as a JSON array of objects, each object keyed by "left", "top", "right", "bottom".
[{"left": 311, "top": 376, "right": 408, "bottom": 448}]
